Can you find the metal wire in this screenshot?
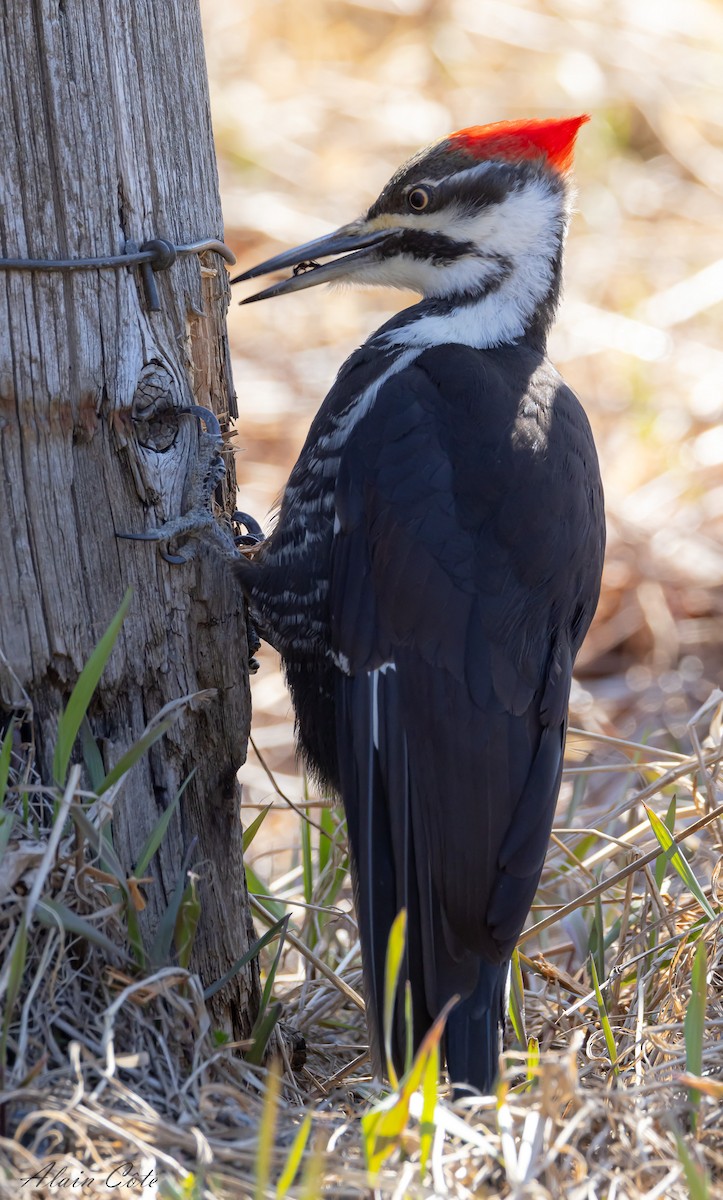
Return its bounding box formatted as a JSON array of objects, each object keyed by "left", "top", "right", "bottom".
[
  {"left": 0, "top": 237, "right": 236, "bottom": 272},
  {"left": 0, "top": 237, "right": 236, "bottom": 311}
]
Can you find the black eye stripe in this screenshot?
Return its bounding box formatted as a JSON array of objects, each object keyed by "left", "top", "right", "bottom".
[{"left": 389, "top": 229, "right": 478, "bottom": 264}]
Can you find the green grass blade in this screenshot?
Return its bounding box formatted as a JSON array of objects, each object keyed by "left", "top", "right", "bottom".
[
  {"left": 589, "top": 954, "right": 619, "bottom": 1076},
  {"left": 36, "top": 899, "right": 125, "bottom": 958},
  {"left": 527, "top": 1036, "right": 540, "bottom": 1085},
  {"left": 588, "top": 891, "right": 605, "bottom": 984},
  {"left": 247, "top": 1001, "right": 283, "bottom": 1066},
  {"left": 654, "top": 794, "right": 677, "bottom": 890},
  {"left": 404, "top": 980, "right": 414, "bottom": 1075},
  {"left": 203, "top": 916, "right": 289, "bottom": 1001},
  {"left": 301, "top": 810, "right": 313, "bottom": 905},
  {"left": 247, "top": 917, "right": 289, "bottom": 1065},
  {"left": 53, "top": 589, "right": 132, "bottom": 785},
  {"left": 570, "top": 832, "right": 597, "bottom": 864},
  {"left": 96, "top": 716, "right": 176, "bottom": 796},
  {"left": 319, "top": 850, "right": 348, "bottom": 913},
  {"left": 174, "top": 876, "right": 202, "bottom": 970},
  {"left": 383, "top": 908, "right": 407, "bottom": 1089},
  {"left": 246, "top": 865, "right": 286, "bottom": 922},
  {"left": 564, "top": 772, "right": 588, "bottom": 824},
  {"left": 254, "top": 1060, "right": 281, "bottom": 1200},
  {"left": 684, "top": 939, "right": 707, "bottom": 1125},
  {"left": 508, "top": 948, "right": 526, "bottom": 1047},
  {"left": 299, "top": 1132, "right": 327, "bottom": 1200},
  {"left": 7, "top": 921, "right": 27, "bottom": 1011},
  {"left": 135, "top": 772, "right": 195, "bottom": 877},
  {"left": 0, "top": 809, "right": 14, "bottom": 863},
  {"left": 276, "top": 1114, "right": 312, "bottom": 1198},
  {"left": 149, "top": 839, "right": 197, "bottom": 966},
  {"left": 0, "top": 719, "right": 15, "bottom": 809},
  {"left": 70, "top": 804, "right": 128, "bottom": 894},
  {"left": 242, "top": 803, "right": 272, "bottom": 854},
  {"left": 418, "top": 1031, "right": 439, "bottom": 1174},
  {"left": 0, "top": 719, "right": 15, "bottom": 860},
  {"left": 259, "top": 915, "right": 290, "bottom": 1019},
  {"left": 80, "top": 717, "right": 106, "bottom": 792},
  {"left": 675, "top": 1133, "right": 711, "bottom": 1200},
  {"left": 645, "top": 805, "right": 716, "bottom": 920},
  {"left": 125, "top": 904, "right": 146, "bottom": 967},
  {"left": 362, "top": 993, "right": 454, "bottom": 1175},
  {"left": 361, "top": 1087, "right": 407, "bottom": 1175},
  {"left": 316, "top": 809, "right": 348, "bottom": 914},
  {"left": 318, "top": 805, "right": 335, "bottom": 876},
  {"left": 1, "top": 917, "right": 27, "bottom": 1064}
]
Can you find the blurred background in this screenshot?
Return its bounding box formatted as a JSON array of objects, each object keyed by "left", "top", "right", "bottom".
[{"left": 200, "top": 0, "right": 723, "bottom": 881}]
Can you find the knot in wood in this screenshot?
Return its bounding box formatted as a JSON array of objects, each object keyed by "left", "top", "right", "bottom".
[{"left": 132, "top": 364, "right": 181, "bottom": 451}]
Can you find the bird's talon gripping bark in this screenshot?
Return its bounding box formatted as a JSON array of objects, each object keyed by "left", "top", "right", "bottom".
[
  {"left": 117, "top": 405, "right": 237, "bottom": 564},
  {"left": 160, "top": 547, "right": 192, "bottom": 565},
  {"left": 232, "top": 510, "right": 266, "bottom": 548},
  {"left": 182, "top": 404, "right": 223, "bottom": 442},
  {"left": 116, "top": 512, "right": 223, "bottom": 563}
]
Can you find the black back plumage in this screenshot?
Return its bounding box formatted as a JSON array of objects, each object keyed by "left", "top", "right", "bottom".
[{"left": 243, "top": 333, "right": 604, "bottom": 1091}]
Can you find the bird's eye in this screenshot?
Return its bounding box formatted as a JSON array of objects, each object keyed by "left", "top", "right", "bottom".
[{"left": 407, "top": 187, "right": 430, "bottom": 212}]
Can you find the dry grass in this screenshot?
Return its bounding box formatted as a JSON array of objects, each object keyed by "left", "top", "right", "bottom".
[
  {"left": 1, "top": 693, "right": 722, "bottom": 1196},
  {"left": 2, "top": 0, "right": 723, "bottom": 1196}
]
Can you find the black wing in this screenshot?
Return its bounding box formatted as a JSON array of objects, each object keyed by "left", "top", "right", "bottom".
[{"left": 330, "top": 342, "right": 604, "bottom": 1075}]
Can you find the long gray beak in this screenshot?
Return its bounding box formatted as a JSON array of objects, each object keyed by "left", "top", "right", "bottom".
[{"left": 231, "top": 223, "right": 393, "bottom": 303}]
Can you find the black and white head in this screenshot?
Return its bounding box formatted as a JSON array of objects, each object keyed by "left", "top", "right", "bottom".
[{"left": 235, "top": 115, "right": 588, "bottom": 349}]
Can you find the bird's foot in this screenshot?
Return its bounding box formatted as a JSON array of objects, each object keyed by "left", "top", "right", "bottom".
[
  {"left": 117, "top": 405, "right": 247, "bottom": 564},
  {"left": 117, "top": 507, "right": 239, "bottom": 564},
  {"left": 175, "top": 405, "right": 228, "bottom": 534}
]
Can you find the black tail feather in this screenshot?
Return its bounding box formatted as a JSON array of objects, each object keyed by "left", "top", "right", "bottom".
[
  {"left": 444, "top": 958, "right": 509, "bottom": 1094},
  {"left": 337, "top": 666, "right": 433, "bottom": 1077},
  {"left": 337, "top": 667, "right": 510, "bottom": 1090}
]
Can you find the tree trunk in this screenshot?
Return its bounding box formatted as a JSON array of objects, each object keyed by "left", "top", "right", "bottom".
[{"left": 0, "top": 0, "right": 260, "bottom": 1039}]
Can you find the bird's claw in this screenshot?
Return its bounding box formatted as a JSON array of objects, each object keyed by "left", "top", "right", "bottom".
[
  {"left": 118, "top": 399, "right": 268, "bottom": 696},
  {"left": 115, "top": 528, "right": 188, "bottom": 564},
  {"left": 117, "top": 404, "right": 233, "bottom": 564},
  {"left": 116, "top": 509, "right": 232, "bottom": 563},
  {"left": 183, "top": 405, "right": 223, "bottom": 442},
  {"left": 232, "top": 510, "right": 266, "bottom": 547}
]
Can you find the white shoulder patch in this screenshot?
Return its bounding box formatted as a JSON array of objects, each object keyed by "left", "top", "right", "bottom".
[{"left": 332, "top": 649, "right": 351, "bottom": 673}]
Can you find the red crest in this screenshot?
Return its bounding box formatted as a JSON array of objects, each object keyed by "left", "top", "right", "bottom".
[{"left": 449, "top": 115, "right": 589, "bottom": 173}]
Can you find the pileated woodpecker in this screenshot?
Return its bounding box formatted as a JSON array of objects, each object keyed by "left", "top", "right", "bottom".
[{"left": 232, "top": 116, "right": 605, "bottom": 1092}]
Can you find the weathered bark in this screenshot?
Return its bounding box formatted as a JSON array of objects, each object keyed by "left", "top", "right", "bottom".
[{"left": 0, "top": 0, "right": 260, "bottom": 1038}]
